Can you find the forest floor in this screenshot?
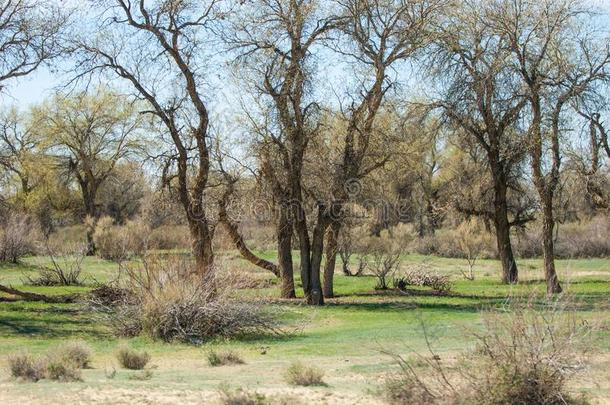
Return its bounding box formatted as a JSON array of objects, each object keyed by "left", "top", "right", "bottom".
[{"left": 0, "top": 253, "right": 609, "bottom": 404}]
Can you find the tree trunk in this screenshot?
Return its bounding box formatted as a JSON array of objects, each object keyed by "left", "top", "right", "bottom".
[
  {"left": 218, "top": 187, "right": 280, "bottom": 277},
  {"left": 492, "top": 173, "right": 519, "bottom": 284},
  {"left": 541, "top": 200, "right": 562, "bottom": 294},
  {"left": 306, "top": 206, "right": 326, "bottom": 305},
  {"left": 277, "top": 206, "right": 296, "bottom": 298},
  {"left": 323, "top": 221, "right": 341, "bottom": 298},
  {"left": 190, "top": 220, "right": 215, "bottom": 277}
]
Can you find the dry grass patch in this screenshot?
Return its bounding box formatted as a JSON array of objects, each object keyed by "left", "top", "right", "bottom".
[
  {"left": 116, "top": 346, "right": 150, "bottom": 370},
  {"left": 207, "top": 349, "right": 245, "bottom": 367},
  {"left": 6, "top": 351, "right": 46, "bottom": 382},
  {"left": 284, "top": 362, "right": 326, "bottom": 387}
]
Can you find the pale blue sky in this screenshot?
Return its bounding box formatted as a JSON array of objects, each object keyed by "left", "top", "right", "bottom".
[{"left": 1, "top": 0, "right": 609, "bottom": 111}]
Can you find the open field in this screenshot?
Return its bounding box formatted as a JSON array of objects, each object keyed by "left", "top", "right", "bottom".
[{"left": 0, "top": 253, "right": 609, "bottom": 404}]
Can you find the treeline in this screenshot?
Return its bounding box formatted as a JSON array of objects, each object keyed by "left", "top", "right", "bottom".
[{"left": 0, "top": 0, "right": 609, "bottom": 304}]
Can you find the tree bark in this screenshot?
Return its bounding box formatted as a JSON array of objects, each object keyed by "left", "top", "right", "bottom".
[
  {"left": 218, "top": 184, "right": 280, "bottom": 277},
  {"left": 323, "top": 220, "right": 341, "bottom": 298},
  {"left": 277, "top": 206, "right": 296, "bottom": 298},
  {"left": 541, "top": 200, "right": 562, "bottom": 294},
  {"left": 190, "top": 220, "right": 215, "bottom": 277},
  {"left": 492, "top": 171, "right": 519, "bottom": 284}
]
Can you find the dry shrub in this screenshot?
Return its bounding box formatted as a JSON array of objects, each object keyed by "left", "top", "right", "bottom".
[
  {"left": 6, "top": 351, "right": 46, "bottom": 382},
  {"left": 411, "top": 228, "right": 496, "bottom": 260},
  {"left": 93, "top": 216, "right": 149, "bottom": 261},
  {"left": 383, "top": 297, "right": 593, "bottom": 405},
  {"left": 116, "top": 345, "right": 150, "bottom": 370},
  {"left": 91, "top": 257, "right": 279, "bottom": 344},
  {"left": 0, "top": 212, "right": 41, "bottom": 263},
  {"left": 148, "top": 224, "right": 191, "bottom": 250},
  {"left": 219, "top": 386, "right": 268, "bottom": 405},
  {"left": 26, "top": 244, "right": 86, "bottom": 286},
  {"left": 555, "top": 215, "right": 610, "bottom": 258},
  {"left": 54, "top": 340, "right": 93, "bottom": 369},
  {"left": 393, "top": 265, "right": 452, "bottom": 293},
  {"left": 284, "top": 362, "right": 325, "bottom": 386},
  {"left": 207, "top": 349, "right": 245, "bottom": 367},
  {"left": 45, "top": 353, "right": 82, "bottom": 382}
]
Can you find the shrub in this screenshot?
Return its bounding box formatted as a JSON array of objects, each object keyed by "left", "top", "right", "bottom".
[
  {"left": 26, "top": 244, "right": 86, "bottom": 286},
  {"left": 284, "top": 362, "right": 325, "bottom": 386},
  {"left": 462, "top": 299, "right": 591, "bottom": 405},
  {"left": 6, "top": 351, "right": 46, "bottom": 382},
  {"left": 219, "top": 386, "right": 267, "bottom": 405},
  {"left": 0, "top": 212, "right": 40, "bottom": 263},
  {"left": 382, "top": 297, "right": 593, "bottom": 405},
  {"left": 54, "top": 340, "right": 93, "bottom": 369},
  {"left": 207, "top": 349, "right": 245, "bottom": 367},
  {"left": 93, "top": 216, "right": 150, "bottom": 261},
  {"left": 148, "top": 224, "right": 191, "bottom": 250},
  {"left": 393, "top": 265, "right": 452, "bottom": 293},
  {"left": 92, "top": 257, "right": 279, "bottom": 344},
  {"left": 45, "top": 353, "right": 82, "bottom": 382},
  {"left": 116, "top": 345, "right": 150, "bottom": 370},
  {"left": 383, "top": 374, "right": 437, "bottom": 405}
]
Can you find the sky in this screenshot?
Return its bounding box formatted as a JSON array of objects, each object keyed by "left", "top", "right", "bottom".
[{"left": 1, "top": 0, "right": 609, "bottom": 111}]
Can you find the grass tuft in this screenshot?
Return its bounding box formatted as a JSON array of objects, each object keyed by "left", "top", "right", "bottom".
[
  {"left": 207, "top": 349, "right": 245, "bottom": 367},
  {"left": 116, "top": 345, "right": 150, "bottom": 370},
  {"left": 284, "top": 361, "right": 326, "bottom": 386}
]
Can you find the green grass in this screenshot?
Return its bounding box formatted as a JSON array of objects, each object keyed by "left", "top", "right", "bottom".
[{"left": 0, "top": 252, "right": 609, "bottom": 402}]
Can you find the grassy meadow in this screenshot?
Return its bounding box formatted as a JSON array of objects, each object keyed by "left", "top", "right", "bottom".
[{"left": 0, "top": 252, "right": 609, "bottom": 404}]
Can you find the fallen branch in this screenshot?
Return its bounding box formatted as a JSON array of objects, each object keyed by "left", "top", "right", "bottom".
[{"left": 0, "top": 283, "right": 78, "bottom": 303}]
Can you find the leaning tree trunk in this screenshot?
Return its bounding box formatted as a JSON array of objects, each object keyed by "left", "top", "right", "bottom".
[
  {"left": 277, "top": 206, "right": 296, "bottom": 298},
  {"left": 541, "top": 199, "right": 562, "bottom": 294},
  {"left": 492, "top": 172, "right": 519, "bottom": 284},
  {"left": 218, "top": 185, "right": 280, "bottom": 277},
  {"left": 323, "top": 220, "right": 341, "bottom": 298}
]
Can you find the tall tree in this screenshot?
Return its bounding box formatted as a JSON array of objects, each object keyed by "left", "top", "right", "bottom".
[
  {"left": 0, "top": 0, "right": 68, "bottom": 90},
  {"left": 497, "top": 0, "right": 610, "bottom": 293},
  {"left": 73, "top": 0, "right": 224, "bottom": 275},
  {"left": 431, "top": 0, "right": 528, "bottom": 284},
  {"left": 226, "top": 0, "right": 340, "bottom": 300},
  {"left": 321, "top": 0, "right": 443, "bottom": 298},
  {"left": 34, "top": 90, "right": 144, "bottom": 253}
]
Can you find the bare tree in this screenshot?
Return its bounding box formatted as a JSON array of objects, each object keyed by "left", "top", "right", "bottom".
[
  {"left": 497, "top": 0, "right": 610, "bottom": 293},
  {"left": 0, "top": 108, "right": 43, "bottom": 197},
  {"left": 0, "top": 0, "right": 69, "bottom": 90},
  {"left": 35, "top": 89, "right": 144, "bottom": 254},
  {"left": 73, "top": 0, "right": 224, "bottom": 276},
  {"left": 226, "top": 0, "right": 340, "bottom": 301},
  {"left": 321, "top": 0, "right": 444, "bottom": 298},
  {"left": 431, "top": 0, "right": 528, "bottom": 284}
]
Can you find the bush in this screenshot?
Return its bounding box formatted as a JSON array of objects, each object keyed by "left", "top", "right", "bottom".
[
  {"left": 45, "top": 353, "right": 82, "bottom": 382},
  {"left": 393, "top": 265, "right": 453, "bottom": 293},
  {"left": 207, "top": 349, "right": 245, "bottom": 367},
  {"left": 54, "top": 340, "right": 93, "bottom": 369},
  {"left": 382, "top": 297, "right": 592, "bottom": 405},
  {"left": 92, "top": 257, "right": 279, "bottom": 344},
  {"left": 284, "top": 362, "right": 325, "bottom": 386},
  {"left": 93, "top": 216, "right": 150, "bottom": 261},
  {"left": 219, "top": 386, "right": 267, "bottom": 405},
  {"left": 26, "top": 244, "right": 86, "bottom": 286},
  {"left": 0, "top": 212, "right": 41, "bottom": 263},
  {"left": 116, "top": 346, "right": 150, "bottom": 370},
  {"left": 6, "top": 351, "right": 46, "bottom": 382},
  {"left": 148, "top": 224, "right": 191, "bottom": 250}
]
